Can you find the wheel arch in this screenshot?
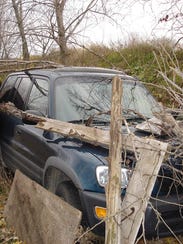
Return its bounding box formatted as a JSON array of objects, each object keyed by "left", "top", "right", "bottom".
[{"left": 43, "top": 156, "right": 82, "bottom": 190}]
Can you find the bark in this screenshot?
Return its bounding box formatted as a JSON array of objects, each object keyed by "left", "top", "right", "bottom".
[
  {"left": 0, "top": 0, "right": 8, "bottom": 59},
  {"left": 53, "top": 0, "right": 68, "bottom": 63},
  {"left": 12, "top": 0, "right": 30, "bottom": 60}
]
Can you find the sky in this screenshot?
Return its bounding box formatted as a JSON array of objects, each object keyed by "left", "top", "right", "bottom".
[{"left": 81, "top": 0, "right": 181, "bottom": 45}]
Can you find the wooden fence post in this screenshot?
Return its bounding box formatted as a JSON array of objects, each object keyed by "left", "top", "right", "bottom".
[{"left": 105, "top": 76, "right": 123, "bottom": 244}]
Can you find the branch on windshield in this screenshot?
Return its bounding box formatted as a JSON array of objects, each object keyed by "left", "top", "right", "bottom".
[
  {"left": 85, "top": 110, "right": 111, "bottom": 126},
  {"left": 85, "top": 109, "right": 150, "bottom": 127},
  {"left": 123, "top": 109, "right": 149, "bottom": 121}
]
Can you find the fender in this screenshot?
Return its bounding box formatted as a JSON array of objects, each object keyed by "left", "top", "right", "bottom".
[{"left": 43, "top": 156, "right": 83, "bottom": 190}]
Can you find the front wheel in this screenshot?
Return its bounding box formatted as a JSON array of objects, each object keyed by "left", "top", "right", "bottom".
[{"left": 56, "top": 181, "right": 82, "bottom": 211}]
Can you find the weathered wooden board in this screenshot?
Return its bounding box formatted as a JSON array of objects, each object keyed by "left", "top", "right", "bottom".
[
  {"left": 4, "top": 170, "right": 81, "bottom": 244},
  {"left": 0, "top": 102, "right": 170, "bottom": 153},
  {"left": 120, "top": 138, "right": 168, "bottom": 244},
  {"left": 105, "top": 76, "right": 123, "bottom": 243}
]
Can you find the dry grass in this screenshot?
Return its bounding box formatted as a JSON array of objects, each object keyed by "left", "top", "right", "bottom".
[{"left": 0, "top": 166, "right": 23, "bottom": 244}]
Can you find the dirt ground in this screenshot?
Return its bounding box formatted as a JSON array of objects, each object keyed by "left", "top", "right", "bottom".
[
  {"left": 0, "top": 171, "right": 22, "bottom": 244},
  {"left": 0, "top": 169, "right": 183, "bottom": 244}
]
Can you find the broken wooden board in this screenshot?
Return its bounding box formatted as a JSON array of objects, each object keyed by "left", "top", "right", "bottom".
[
  {"left": 36, "top": 118, "right": 169, "bottom": 154},
  {"left": 121, "top": 138, "right": 168, "bottom": 244},
  {"left": 4, "top": 170, "right": 82, "bottom": 244},
  {"left": 135, "top": 117, "right": 163, "bottom": 135},
  {"left": 0, "top": 102, "right": 171, "bottom": 154}
]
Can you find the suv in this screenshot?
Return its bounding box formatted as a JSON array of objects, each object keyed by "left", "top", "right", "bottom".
[{"left": 0, "top": 67, "right": 183, "bottom": 239}]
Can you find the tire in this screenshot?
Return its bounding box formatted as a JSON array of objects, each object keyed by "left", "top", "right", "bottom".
[
  {"left": 45, "top": 169, "right": 87, "bottom": 225},
  {"left": 56, "top": 181, "right": 82, "bottom": 211}
]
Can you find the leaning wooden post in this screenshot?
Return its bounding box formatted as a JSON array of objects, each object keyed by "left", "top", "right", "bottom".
[
  {"left": 121, "top": 136, "right": 168, "bottom": 244},
  {"left": 105, "top": 76, "right": 123, "bottom": 244}
]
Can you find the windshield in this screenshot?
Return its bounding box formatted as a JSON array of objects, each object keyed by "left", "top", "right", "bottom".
[{"left": 54, "top": 76, "right": 160, "bottom": 122}]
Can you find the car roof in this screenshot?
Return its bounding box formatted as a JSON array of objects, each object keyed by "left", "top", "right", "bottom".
[{"left": 7, "top": 66, "right": 138, "bottom": 82}]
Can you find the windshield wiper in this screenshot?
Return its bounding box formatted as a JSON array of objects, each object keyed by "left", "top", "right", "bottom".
[
  {"left": 123, "top": 108, "right": 150, "bottom": 121},
  {"left": 68, "top": 118, "right": 110, "bottom": 126},
  {"left": 68, "top": 119, "right": 86, "bottom": 124},
  {"left": 88, "top": 119, "right": 110, "bottom": 126},
  {"left": 125, "top": 116, "right": 146, "bottom": 121}
]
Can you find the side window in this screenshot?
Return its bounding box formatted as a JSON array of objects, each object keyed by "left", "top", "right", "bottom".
[
  {"left": 0, "top": 76, "right": 18, "bottom": 101},
  {"left": 0, "top": 76, "right": 32, "bottom": 110},
  {"left": 16, "top": 77, "right": 32, "bottom": 102},
  {"left": 27, "top": 79, "right": 48, "bottom": 116}
]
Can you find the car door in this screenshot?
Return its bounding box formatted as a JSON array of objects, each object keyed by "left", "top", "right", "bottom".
[
  {"left": 0, "top": 75, "right": 32, "bottom": 170},
  {"left": 12, "top": 77, "right": 56, "bottom": 183}
]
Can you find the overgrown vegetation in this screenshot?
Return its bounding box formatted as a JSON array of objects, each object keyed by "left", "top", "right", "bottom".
[
  {"left": 40, "top": 38, "right": 183, "bottom": 106},
  {"left": 0, "top": 39, "right": 182, "bottom": 104},
  {"left": 62, "top": 40, "right": 183, "bottom": 106}
]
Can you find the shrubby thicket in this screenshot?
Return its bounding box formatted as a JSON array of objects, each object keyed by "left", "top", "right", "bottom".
[{"left": 45, "top": 38, "right": 183, "bottom": 106}]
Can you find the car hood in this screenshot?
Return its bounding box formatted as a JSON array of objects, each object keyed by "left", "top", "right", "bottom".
[
  {"left": 53, "top": 116, "right": 173, "bottom": 167},
  {"left": 93, "top": 118, "right": 163, "bottom": 138}
]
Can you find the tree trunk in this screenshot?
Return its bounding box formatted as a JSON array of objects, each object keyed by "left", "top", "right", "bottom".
[
  {"left": 12, "top": 0, "right": 30, "bottom": 60},
  {"left": 53, "top": 0, "right": 68, "bottom": 63}
]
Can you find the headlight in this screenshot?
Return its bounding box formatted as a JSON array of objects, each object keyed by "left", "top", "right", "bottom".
[{"left": 96, "top": 166, "right": 131, "bottom": 189}]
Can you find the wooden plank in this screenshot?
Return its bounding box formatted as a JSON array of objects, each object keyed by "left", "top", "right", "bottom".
[
  {"left": 105, "top": 76, "right": 122, "bottom": 243},
  {"left": 36, "top": 118, "right": 169, "bottom": 154},
  {"left": 0, "top": 102, "right": 44, "bottom": 123},
  {"left": 121, "top": 138, "right": 168, "bottom": 244},
  {"left": 0, "top": 102, "right": 170, "bottom": 153},
  {"left": 4, "top": 170, "right": 82, "bottom": 244}
]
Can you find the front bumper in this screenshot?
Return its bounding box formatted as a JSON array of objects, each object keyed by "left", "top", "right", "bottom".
[
  {"left": 145, "top": 195, "right": 183, "bottom": 239},
  {"left": 80, "top": 190, "right": 183, "bottom": 238}
]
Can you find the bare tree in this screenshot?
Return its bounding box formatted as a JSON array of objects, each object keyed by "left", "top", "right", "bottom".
[
  {"left": 0, "top": 0, "right": 10, "bottom": 59},
  {"left": 157, "top": 0, "right": 183, "bottom": 46},
  {"left": 31, "top": 0, "right": 120, "bottom": 63},
  {"left": 0, "top": 1, "right": 19, "bottom": 59},
  {"left": 11, "top": 0, "right": 30, "bottom": 60},
  {"left": 0, "top": 0, "right": 124, "bottom": 61},
  {"left": 0, "top": 1, "right": 6, "bottom": 58},
  {"left": 51, "top": 0, "right": 67, "bottom": 61}
]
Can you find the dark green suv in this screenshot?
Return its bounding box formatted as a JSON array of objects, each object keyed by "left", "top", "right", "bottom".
[{"left": 0, "top": 67, "right": 183, "bottom": 238}]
